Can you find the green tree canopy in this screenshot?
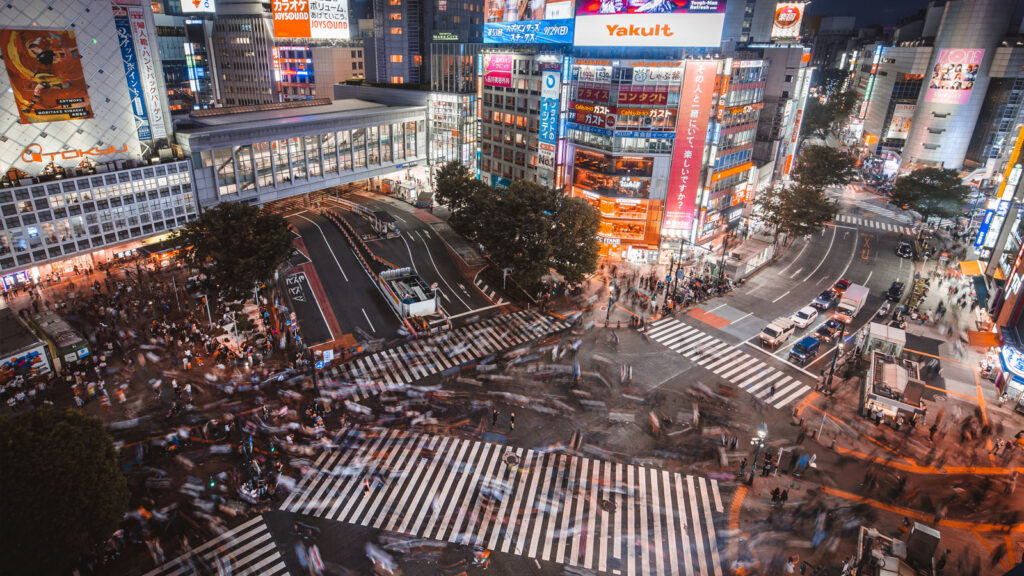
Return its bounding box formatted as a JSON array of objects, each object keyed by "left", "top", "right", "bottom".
[
  {"left": 792, "top": 144, "right": 856, "bottom": 189},
  {"left": 0, "top": 407, "right": 129, "bottom": 575},
  {"left": 889, "top": 167, "right": 972, "bottom": 222},
  {"left": 176, "top": 202, "right": 294, "bottom": 301},
  {"left": 800, "top": 99, "right": 834, "bottom": 138},
  {"left": 755, "top": 182, "right": 839, "bottom": 242},
  {"left": 550, "top": 195, "right": 601, "bottom": 284},
  {"left": 433, "top": 160, "right": 476, "bottom": 213}
]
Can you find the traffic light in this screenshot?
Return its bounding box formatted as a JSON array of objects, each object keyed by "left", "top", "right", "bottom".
[{"left": 208, "top": 475, "right": 217, "bottom": 489}]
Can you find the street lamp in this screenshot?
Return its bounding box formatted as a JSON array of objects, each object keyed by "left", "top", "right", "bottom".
[{"left": 747, "top": 422, "right": 768, "bottom": 485}]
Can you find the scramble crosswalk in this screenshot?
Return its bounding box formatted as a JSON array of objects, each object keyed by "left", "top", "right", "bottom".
[
  {"left": 142, "top": 516, "right": 287, "bottom": 576},
  {"left": 323, "top": 310, "right": 569, "bottom": 400},
  {"left": 834, "top": 214, "right": 914, "bottom": 234},
  {"left": 281, "top": 430, "right": 726, "bottom": 576},
  {"left": 646, "top": 318, "right": 812, "bottom": 410}
]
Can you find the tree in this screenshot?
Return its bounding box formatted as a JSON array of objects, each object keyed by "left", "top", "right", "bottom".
[
  {"left": 792, "top": 144, "right": 856, "bottom": 189},
  {"left": 0, "top": 407, "right": 129, "bottom": 575},
  {"left": 176, "top": 202, "right": 294, "bottom": 301},
  {"left": 800, "top": 99, "right": 834, "bottom": 139},
  {"left": 755, "top": 182, "right": 839, "bottom": 243},
  {"left": 433, "top": 160, "right": 476, "bottom": 214},
  {"left": 888, "top": 167, "right": 972, "bottom": 222},
  {"left": 550, "top": 196, "right": 600, "bottom": 284}
]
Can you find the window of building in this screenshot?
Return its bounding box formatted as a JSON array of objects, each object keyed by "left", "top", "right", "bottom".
[
  {"left": 413, "top": 55, "right": 422, "bottom": 67},
  {"left": 352, "top": 61, "right": 359, "bottom": 70},
  {"left": 389, "top": 0, "right": 401, "bottom": 4},
  {"left": 389, "top": 12, "right": 402, "bottom": 20},
  {"left": 390, "top": 75, "right": 404, "bottom": 84},
  {"left": 390, "top": 54, "right": 404, "bottom": 63},
  {"left": 390, "top": 26, "right": 403, "bottom": 35}
]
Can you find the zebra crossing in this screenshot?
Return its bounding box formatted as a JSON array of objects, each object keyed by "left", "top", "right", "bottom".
[
  {"left": 142, "top": 516, "right": 287, "bottom": 576},
  {"left": 844, "top": 198, "right": 914, "bottom": 223},
  {"left": 323, "top": 310, "right": 569, "bottom": 400},
  {"left": 834, "top": 214, "right": 914, "bottom": 234},
  {"left": 646, "top": 318, "right": 812, "bottom": 410},
  {"left": 474, "top": 276, "right": 507, "bottom": 304},
  {"left": 281, "top": 429, "right": 726, "bottom": 576}
]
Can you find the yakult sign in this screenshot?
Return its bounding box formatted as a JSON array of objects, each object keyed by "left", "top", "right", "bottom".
[{"left": 663, "top": 60, "right": 717, "bottom": 235}]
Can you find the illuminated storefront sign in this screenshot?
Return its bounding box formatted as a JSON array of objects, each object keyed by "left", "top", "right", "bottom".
[
  {"left": 539, "top": 65, "right": 561, "bottom": 169},
  {"left": 998, "top": 126, "right": 1024, "bottom": 199},
  {"left": 482, "top": 53, "right": 513, "bottom": 87},
  {"left": 484, "top": 19, "right": 574, "bottom": 44},
  {"left": 770, "top": 2, "right": 804, "bottom": 40},
  {"left": 574, "top": 0, "right": 726, "bottom": 48},
  {"left": 22, "top": 143, "right": 128, "bottom": 163},
  {"left": 974, "top": 209, "right": 995, "bottom": 248},
  {"left": 664, "top": 60, "right": 717, "bottom": 233},
  {"left": 181, "top": 0, "right": 216, "bottom": 13}
]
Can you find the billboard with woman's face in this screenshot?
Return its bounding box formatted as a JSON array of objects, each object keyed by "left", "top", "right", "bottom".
[{"left": 925, "top": 48, "right": 984, "bottom": 105}]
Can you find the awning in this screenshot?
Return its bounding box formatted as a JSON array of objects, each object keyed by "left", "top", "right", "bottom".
[{"left": 960, "top": 260, "right": 984, "bottom": 276}]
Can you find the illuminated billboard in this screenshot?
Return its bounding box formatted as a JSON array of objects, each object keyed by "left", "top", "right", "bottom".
[
  {"left": 482, "top": 53, "right": 513, "bottom": 88},
  {"left": 770, "top": 2, "right": 803, "bottom": 40},
  {"left": 273, "top": 0, "right": 351, "bottom": 39},
  {"left": 664, "top": 60, "right": 717, "bottom": 234},
  {"left": 485, "top": 0, "right": 574, "bottom": 43},
  {"left": 885, "top": 104, "right": 915, "bottom": 139},
  {"left": 573, "top": 0, "right": 726, "bottom": 48},
  {"left": 0, "top": 29, "right": 93, "bottom": 124},
  {"left": 181, "top": 0, "right": 216, "bottom": 13},
  {"left": 925, "top": 48, "right": 983, "bottom": 105}
]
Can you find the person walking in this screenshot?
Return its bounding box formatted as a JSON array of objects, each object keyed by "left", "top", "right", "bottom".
[
  {"left": 780, "top": 489, "right": 789, "bottom": 507},
  {"left": 509, "top": 412, "right": 515, "bottom": 431},
  {"left": 492, "top": 409, "right": 499, "bottom": 426}
]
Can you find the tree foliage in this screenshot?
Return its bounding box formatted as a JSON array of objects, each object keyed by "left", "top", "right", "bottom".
[
  {"left": 0, "top": 407, "right": 129, "bottom": 575},
  {"left": 792, "top": 144, "right": 856, "bottom": 189},
  {"left": 755, "top": 182, "right": 839, "bottom": 242},
  {"left": 435, "top": 164, "right": 600, "bottom": 287},
  {"left": 800, "top": 91, "right": 859, "bottom": 138},
  {"left": 176, "top": 202, "right": 294, "bottom": 300},
  {"left": 889, "top": 167, "right": 972, "bottom": 222}
]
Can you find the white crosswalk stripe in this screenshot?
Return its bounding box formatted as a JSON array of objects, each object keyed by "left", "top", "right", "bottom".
[
  {"left": 323, "top": 310, "right": 569, "bottom": 401},
  {"left": 141, "top": 516, "right": 288, "bottom": 576},
  {"left": 646, "top": 319, "right": 812, "bottom": 409},
  {"left": 834, "top": 214, "right": 914, "bottom": 235},
  {"left": 844, "top": 198, "right": 914, "bottom": 222},
  {"left": 283, "top": 430, "right": 727, "bottom": 576}
]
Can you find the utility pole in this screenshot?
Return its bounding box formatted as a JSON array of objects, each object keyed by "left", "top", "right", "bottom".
[{"left": 824, "top": 322, "right": 846, "bottom": 394}]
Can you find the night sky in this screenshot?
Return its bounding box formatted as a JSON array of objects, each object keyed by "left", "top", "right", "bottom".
[{"left": 804, "top": 0, "right": 932, "bottom": 27}]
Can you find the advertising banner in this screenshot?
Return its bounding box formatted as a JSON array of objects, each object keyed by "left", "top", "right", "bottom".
[
  {"left": 885, "top": 103, "right": 915, "bottom": 139},
  {"left": 181, "top": 0, "right": 216, "bottom": 13},
  {"left": 113, "top": 7, "right": 152, "bottom": 141},
  {"left": 997, "top": 126, "right": 1024, "bottom": 200},
  {"left": 127, "top": 7, "right": 168, "bottom": 139},
  {"left": 483, "top": 19, "right": 574, "bottom": 44},
  {"left": 925, "top": 48, "right": 983, "bottom": 105},
  {"left": 975, "top": 209, "right": 995, "bottom": 248},
  {"left": 770, "top": 2, "right": 803, "bottom": 39},
  {"left": 272, "top": 0, "right": 351, "bottom": 40},
  {"left": 574, "top": 0, "right": 726, "bottom": 48},
  {"left": 0, "top": 29, "right": 93, "bottom": 124},
  {"left": 482, "top": 53, "right": 513, "bottom": 87},
  {"left": 617, "top": 86, "right": 669, "bottom": 106},
  {"left": 539, "top": 142, "right": 556, "bottom": 170},
  {"left": 664, "top": 60, "right": 717, "bottom": 233},
  {"left": 539, "top": 68, "right": 561, "bottom": 146}
]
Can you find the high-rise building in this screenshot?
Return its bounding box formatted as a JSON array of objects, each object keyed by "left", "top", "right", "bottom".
[
  {"left": 752, "top": 45, "right": 813, "bottom": 183},
  {"left": 212, "top": 0, "right": 279, "bottom": 106},
  {"left": 151, "top": 0, "right": 217, "bottom": 114}
]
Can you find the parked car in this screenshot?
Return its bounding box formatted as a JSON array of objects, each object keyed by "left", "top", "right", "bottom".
[
  {"left": 789, "top": 336, "right": 821, "bottom": 365},
  {"left": 791, "top": 306, "right": 818, "bottom": 329},
  {"left": 886, "top": 280, "right": 905, "bottom": 302},
  {"left": 811, "top": 290, "right": 838, "bottom": 310},
  {"left": 816, "top": 319, "right": 843, "bottom": 343},
  {"left": 896, "top": 242, "right": 914, "bottom": 258}
]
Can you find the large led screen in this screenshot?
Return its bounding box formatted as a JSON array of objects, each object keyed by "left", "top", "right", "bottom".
[
  {"left": 1, "top": 29, "right": 93, "bottom": 124},
  {"left": 484, "top": 0, "right": 574, "bottom": 43},
  {"left": 573, "top": 0, "right": 726, "bottom": 47},
  {"left": 273, "top": 0, "right": 351, "bottom": 39},
  {"left": 925, "top": 48, "right": 983, "bottom": 105}
]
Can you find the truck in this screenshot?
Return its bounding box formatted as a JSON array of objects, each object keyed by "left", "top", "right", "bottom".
[
  {"left": 759, "top": 317, "right": 796, "bottom": 348},
  {"left": 834, "top": 283, "right": 869, "bottom": 324}
]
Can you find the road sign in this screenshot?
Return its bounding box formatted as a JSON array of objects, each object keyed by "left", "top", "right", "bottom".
[
  {"left": 322, "top": 349, "right": 334, "bottom": 363},
  {"left": 315, "top": 360, "right": 324, "bottom": 371}
]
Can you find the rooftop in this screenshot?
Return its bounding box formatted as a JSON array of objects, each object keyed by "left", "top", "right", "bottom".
[
  {"left": 175, "top": 99, "right": 418, "bottom": 137},
  {"left": 0, "top": 308, "right": 41, "bottom": 354}
]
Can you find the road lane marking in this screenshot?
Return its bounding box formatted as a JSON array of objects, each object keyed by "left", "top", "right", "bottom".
[
  {"left": 802, "top": 226, "right": 836, "bottom": 282},
  {"left": 771, "top": 290, "right": 790, "bottom": 303},
  {"left": 294, "top": 214, "right": 349, "bottom": 282},
  {"left": 361, "top": 308, "right": 376, "bottom": 333}
]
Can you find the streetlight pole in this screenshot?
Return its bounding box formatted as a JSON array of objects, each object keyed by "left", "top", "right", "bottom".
[
  {"left": 747, "top": 422, "right": 768, "bottom": 485},
  {"left": 823, "top": 322, "right": 846, "bottom": 394}
]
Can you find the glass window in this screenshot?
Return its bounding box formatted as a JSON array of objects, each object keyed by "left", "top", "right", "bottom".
[
  {"left": 367, "top": 126, "right": 380, "bottom": 165},
  {"left": 405, "top": 121, "right": 417, "bottom": 157},
  {"left": 306, "top": 135, "right": 321, "bottom": 177},
  {"left": 393, "top": 123, "right": 405, "bottom": 159},
  {"left": 390, "top": 54, "right": 404, "bottom": 63},
  {"left": 322, "top": 132, "right": 338, "bottom": 174},
  {"left": 235, "top": 145, "right": 255, "bottom": 192},
  {"left": 254, "top": 141, "right": 273, "bottom": 188},
  {"left": 353, "top": 128, "right": 366, "bottom": 168},
  {"left": 273, "top": 139, "right": 291, "bottom": 183},
  {"left": 288, "top": 137, "right": 306, "bottom": 179},
  {"left": 338, "top": 130, "right": 352, "bottom": 171},
  {"left": 214, "top": 147, "right": 236, "bottom": 196},
  {"left": 380, "top": 125, "right": 392, "bottom": 163}
]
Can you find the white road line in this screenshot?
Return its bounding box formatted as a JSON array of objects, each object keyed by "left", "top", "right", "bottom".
[
  {"left": 700, "top": 477, "right": 724, "bottom": 576},
  {"left": 418, "top": 228, "right": 472, "bottom": 310},
  {"left": 771, "top": 290, "right": 790, "bottom": 303},
  {"left": 742, "top": 340, "right": 818, "bottom": 378},
  {"left": 400, "top": 234, "right": 418, "bottom": 272},
  {"left": 294, "top": 214, "right": 349, "bottom": 282},
  {"left": 711, "top": 479, "right": 723, "bottom": 513},
  {"left": 361, "top": 308, "right": 376, "bottom": 333},
  {"left": 802, "top": 225, "right": 836, "bottom": 282}
]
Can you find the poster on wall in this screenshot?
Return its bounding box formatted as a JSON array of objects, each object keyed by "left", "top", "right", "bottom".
[
  {"left": 573, "top": 0, "right": 726, "bottom": 48},
  {"left": 127, "top": 7, "right": 168, "bottom": 140},
  {"left": 925, "top": 48, "right": 983, "bottom": 105},
  {"left": 663, "top": 60, "right": 717, "bottom": 234},
  {"left": 273, "top": 0, "right": 351, "bottom": 40},
  {"left": 0, "top": 29, "right": 93, "bottom": 124},
  {"left": 112, "top": 6, "right": 153, "bottom": 141},
  {"left": 0, "top": 344, "right": 52, "bottom": 386},
  {"left": 885, "top": 104, "right": 915, "bottom": 138},
  {"left": 482, "top": 53, "right": 513, "bottom": 87},
  {"left": 770, "top": 2, "right": 804, "bottom": 40}
]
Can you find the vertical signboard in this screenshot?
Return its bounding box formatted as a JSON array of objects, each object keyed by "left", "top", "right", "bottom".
[
  {"left": 539, "top": 66, "right": 561, "bottom": 170},
  {"left": 998, "top": 126, "right": 1024, "bottom": 200},
  {"left": 113, "top": 6, "right": 152, "bottom": 141},
  {"left": 770, "top": 2, "right": 804, "bottom": 40},
  {"left": 127, "top": 7, "right": 167, "bottom": 139},
  {"left": 663, "top": 60, "right": 717, "bottom": 234},
  {"left": 925, "top": 48, "right": 983, "bottom": 105},
  {"left": 0, "top": 29, "right": 93, "bottom": 123}
]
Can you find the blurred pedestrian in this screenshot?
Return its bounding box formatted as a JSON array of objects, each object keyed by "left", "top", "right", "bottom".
[
  {"left": 491, "top": 409, "right": 499, "bottom": 426},
  {"left": 509, "top": 412, "right": 515, "bottom": 431}
]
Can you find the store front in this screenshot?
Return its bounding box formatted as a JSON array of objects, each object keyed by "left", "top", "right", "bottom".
[{"left": 996, "top": 341, "right": 1024, "bottom": 415}]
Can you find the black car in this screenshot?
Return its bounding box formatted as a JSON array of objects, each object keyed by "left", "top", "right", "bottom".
[
  {"left": 815, "top": 319, "right": 843, "bottom": 343},
  {"left": 811, "top": 290, "right": 838, "bottom": 310},
  {"left": 886, "top": 280, "right": 905, "bottom": 302},
  {"left": 896, "top": 242, "right": 914, "bottom": 258}
]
